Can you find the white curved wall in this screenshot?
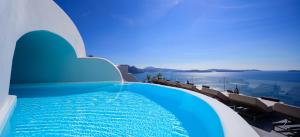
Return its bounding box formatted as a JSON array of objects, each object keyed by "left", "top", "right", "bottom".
[
  {"left": 0, "top": 0, "right": 122, "bottom": 116},
  {"left": 0, "top": 0, "right": 86, "bottom": 108},
  {"left": 146, "top": 83, "right": 260, "bottom": 137}
]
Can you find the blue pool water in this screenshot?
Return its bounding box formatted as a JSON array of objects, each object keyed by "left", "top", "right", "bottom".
[{"left": 2, "top": 82, "right": 223, "bottom": 137}]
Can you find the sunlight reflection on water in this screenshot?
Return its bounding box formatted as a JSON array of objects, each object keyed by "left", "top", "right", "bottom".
[{"left": 134, "top": 71, "right": 300, "bottom": 106}]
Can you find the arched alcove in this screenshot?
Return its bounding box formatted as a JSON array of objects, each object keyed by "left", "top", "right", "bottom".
[{"left": 10, "top": 30, "right": 122, "bottom": 84}]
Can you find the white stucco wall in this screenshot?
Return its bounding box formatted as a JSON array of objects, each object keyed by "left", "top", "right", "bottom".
[
  {"left": 0, "top": 0, "right": 86, "bottom": 108},
  {"left": 0, "top": 0, "right": 122, "bottom": 123}
]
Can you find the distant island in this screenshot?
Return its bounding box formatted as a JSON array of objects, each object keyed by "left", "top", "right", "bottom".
[
  {"left": 288, "top": 70, "right": 300, "bottom": 72},
  {"left": 126, "top": 65, "right": 260, "bottom": 74}
]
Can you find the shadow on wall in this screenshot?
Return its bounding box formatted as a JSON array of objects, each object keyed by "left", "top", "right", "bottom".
[{"left": 10, "top": 30, "right": 122, "bottom": 84}]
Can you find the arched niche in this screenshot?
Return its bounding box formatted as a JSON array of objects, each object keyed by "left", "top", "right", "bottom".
[{"left": 10, "top": 30, "right": 122, "bottom": 84}]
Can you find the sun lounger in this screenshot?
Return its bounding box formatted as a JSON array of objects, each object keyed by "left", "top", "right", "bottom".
[
  {"left": 226, "top": 90, "right": 234, "bottom": 93},
  {"left": 200, "top": 87, "right": 230, "bottom": 104},
  {"left": 152, "top": 79, "right": 181, "bottom": 88},
  {"left": 152, "top": 79, "right": 165, "bottom": 84},
  {"left": 228, "top": 93, "right": 277, "bottom": 121},
  {"left": 272, "top": 103, "right": 300, "bottom": 136},
  {"left": 165, "top": 81, "right": 179, "bottom": 87},
  {"left": 177, "top": 83, "right": 197, "bottom": 90},
  {"left": 261, "top": 96, "right": 280, "bottom": 102}
]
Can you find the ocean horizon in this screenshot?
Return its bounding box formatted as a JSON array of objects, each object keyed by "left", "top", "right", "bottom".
[{"left": 133, "top": 71, "right": 300, "bottom": 107}]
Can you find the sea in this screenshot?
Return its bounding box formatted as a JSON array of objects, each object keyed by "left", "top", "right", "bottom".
[{"left": 133, "top": 71, "right": 300, "bottom": 107}]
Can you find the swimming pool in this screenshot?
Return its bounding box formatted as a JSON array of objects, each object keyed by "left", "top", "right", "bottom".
[{"left": 1, "top": 82, "right": 257, "bottom": 137}]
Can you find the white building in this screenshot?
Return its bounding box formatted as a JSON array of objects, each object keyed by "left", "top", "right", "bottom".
[{"left": 0, "top": 0, "right": 122, "bottom": 131}]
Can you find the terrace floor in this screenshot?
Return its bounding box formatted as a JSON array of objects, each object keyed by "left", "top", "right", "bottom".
[
  {"left": 244, "top": 112, "right": 296, "bottom": 137},
  {"left": 150, "top": 80, "right": 298, "bottom": 137},
  {"left": 253, "top": 126, "right": 285, "bottom": 137}
]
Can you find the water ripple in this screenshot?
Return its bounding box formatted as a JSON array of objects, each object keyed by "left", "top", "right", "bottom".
[{"left": 7, "top": 89, "right": 189, "bottom": 137}]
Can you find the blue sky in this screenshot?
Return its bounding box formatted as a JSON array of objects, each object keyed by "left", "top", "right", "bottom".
[{"left": 55, "top": 0, "right": 300, "bottom": 70}]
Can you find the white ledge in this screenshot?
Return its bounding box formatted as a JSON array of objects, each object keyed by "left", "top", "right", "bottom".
[
  {"left": 0, "top": 95, "right": 17, "bottom": 135},
  {"left": 134, "top": 82, "right": 260, "bottom": 137}
]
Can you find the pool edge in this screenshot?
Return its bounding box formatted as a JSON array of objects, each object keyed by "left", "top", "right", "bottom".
[
  {"left": 126, "top": 82, "right": 260, "bottom": 137},
  {"left": 1, "top": 82, "right": 260, "bottom": 137},
  {"left": 0, "top": 95, "right": 17, "bottom": 135}
]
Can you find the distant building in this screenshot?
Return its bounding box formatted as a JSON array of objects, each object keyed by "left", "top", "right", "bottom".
[{"left": 118, "top": 65, "right": 138, "bottom": 82}]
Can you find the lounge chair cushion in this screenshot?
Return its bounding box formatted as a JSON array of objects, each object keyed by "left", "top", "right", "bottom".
[
  {"left": 178, "top": 83, "right": 196, "bottom": 90},
  {"left": 259, "top": 98, "right": 277, "bottom": 108},
  {"left": 202, "top": 87, "right": 229, "bottom": 102},
  {"left": 273, "top": 103, "right": 300, "bottom": 120},
  {"left": 228, "top": 93, "right": 272, "bottom": 112}
]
